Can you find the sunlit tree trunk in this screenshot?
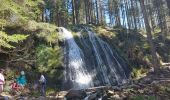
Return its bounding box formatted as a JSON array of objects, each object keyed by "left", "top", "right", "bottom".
[{"left": 95, "top": 0, "right": 99, "bottom": 24}]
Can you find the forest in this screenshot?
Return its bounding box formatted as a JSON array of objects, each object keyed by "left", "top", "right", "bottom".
[{"left": 0, "top": 0, "right": 170, "bottom": 99}]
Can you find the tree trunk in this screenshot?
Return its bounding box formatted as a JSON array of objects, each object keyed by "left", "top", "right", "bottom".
[
  {"left": 154, "top": 0, "right": 168, "bottom": 38},
  {"left": 75, "top": 0, "right": 79, "bottom": 24},
  {"left": 95, "top": 0, "right": 99, "bottom": 24},
  {"left": 139, "top": 0, "right": 160, "bottom": 72},
  {"left": 42, "top": 9, "right": 44, "bottom": 22},
  {"left": 72, "top": 0, "right": 76, "bottom": 24},
  {"left": 84, "top": 0, "right": 88, "bottom": 24}
]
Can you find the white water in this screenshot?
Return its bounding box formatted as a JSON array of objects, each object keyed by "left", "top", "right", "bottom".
[
  {"left": 84, "top": 27, "right": 127, "bottom": 85},
  {"left": 59, "top": 27, "right": 128, "bottom": 90},
  {"left": 58, "top": 27, "right": 93, "bottom": 89}
]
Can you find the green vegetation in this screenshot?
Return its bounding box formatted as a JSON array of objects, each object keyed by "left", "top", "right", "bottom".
[
  {"left": 0, "top": 31, "right": 28, "bottom": 48},
  {"left": 36, "top": 45, "right": 63, "bottom": 78},
  {"left": 0, "top": 0, "right": 63, "bottom": 95},
  {"left": 131, "top": 68, "right": 147, "bottom": 79}
]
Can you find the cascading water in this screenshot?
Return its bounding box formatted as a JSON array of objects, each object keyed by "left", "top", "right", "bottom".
[
  {"left": 58, "top": 26, "right": 129, "bottom": 90},
  {"left": 84, "top": 27, "right": 127, "bottom": 85},
  {"left": 58, "top": 27, "right": 93, "bottom": 90}
]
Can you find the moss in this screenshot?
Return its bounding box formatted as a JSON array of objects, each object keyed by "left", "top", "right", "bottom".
[
  {"left": 131, "top": 67, "right": 148, "bottom": 79},
  {"left": 46, "top": 87, "right": 57, "bottom": 96}
]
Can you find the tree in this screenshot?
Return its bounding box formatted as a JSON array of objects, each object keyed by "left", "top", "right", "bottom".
[{"left": 139, "top": 0, "right": 160, "bottom": 72}]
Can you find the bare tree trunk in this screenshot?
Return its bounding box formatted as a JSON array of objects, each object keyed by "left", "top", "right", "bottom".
[
  {"left": 154, "top": 0, "right": 168, "bottom": 38},
  {"left": 130, "top": 0, "right": 137, "bottom": 30},
  {"left": 98, "top": 0, "right": 104, "bottom": 24},
  {"left": 125, "top": 0, "right": 131, "bottom": 29},
  {"left": 115, "top": 1, "right": 121, "bottom": 26},
  {"left": 84, "top": 0, "right": 88, "bottom": 24},
  {"left": 95, "top": 0, "right": 99, "bottom": 24},
  {"left": 139, "top": 0, "right": 160, "bottom": 72},
  {"left": 42, "top": 8, "right": 44, "bottom": 22},
  {"left": 75, "top": 0, "right": 79, "bottom": 24},
  {"left": 72, "top": 0, "right": 76, "bottom": 24},
  {"left": 164, "top": 0, "right": 170, "bottom": 35}
]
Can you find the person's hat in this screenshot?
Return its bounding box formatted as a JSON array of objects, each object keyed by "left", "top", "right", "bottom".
[{"left": 21, "top": 71, "right": 25, "bottom": 75}]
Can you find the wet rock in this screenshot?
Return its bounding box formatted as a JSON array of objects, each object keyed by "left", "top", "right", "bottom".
[
  {"left": 65, "top": 90, "right": 86, "bottom": 100},
  {"left": 112, "top": 86, "right": 122, "bottom": 91},
  {"left": 84, "top": 92, "right": 97, "bottom": 100},
  {"left": 141, "top": 77, "right": 152, "bottom": 84}
]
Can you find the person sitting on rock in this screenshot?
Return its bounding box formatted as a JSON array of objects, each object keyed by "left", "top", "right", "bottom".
[{"left": 10, "top": 79, "right": 20, "bottom": 91}]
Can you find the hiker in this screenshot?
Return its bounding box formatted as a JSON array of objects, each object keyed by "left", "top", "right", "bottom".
[
  {"left": 39, "top": 74, "right": 46, "bottom": 96},
  {"left": 0, "top": 69, "right": 5, "bottom": 94},
  {"left": 17, "top": 71, "right": 27, "bottom": 87}
]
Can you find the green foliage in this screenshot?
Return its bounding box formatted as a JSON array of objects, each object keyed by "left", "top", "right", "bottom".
[
  {"left": 0, "top": 19, "right": 7, "bottom": 27},
  {"left": 0, "top": 0, "right": 44, "bottom": 19},
  {"left": 36, "top": 45, "right": 63, "bottom": 78},
  {"left": 26, "top": 20, "right": 58, "bottom": 44},
  {"left": 131, "top": 67, "right": 147, "bottom": 79},
  {"left": 0, "top": 0, "right": 63, "bottom": 92},
  {"left": 27, "top": 21, "right": 57, "bottom": 31},
  {"left": 46, "top": 87, "right": 56, "bottom": 96},
  {"left": 0, "top": 31, "right": 28, "bottom": 48},
  {"left": 0, "top": 0, "right": 45, "bottom": 31}
]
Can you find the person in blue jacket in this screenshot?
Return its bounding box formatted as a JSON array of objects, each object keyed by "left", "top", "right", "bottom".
[{"left": 17, "top": 71, "right": 27, "bottom": 87}]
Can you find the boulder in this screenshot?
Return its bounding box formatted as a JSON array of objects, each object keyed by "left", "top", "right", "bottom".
[{"left": 65, "top": 90, "right": 86, "bottom": 100}]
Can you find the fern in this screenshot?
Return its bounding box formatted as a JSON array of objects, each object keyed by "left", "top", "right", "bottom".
[{"left": 0, "top": 31, "right": 28, "bottom": 48}]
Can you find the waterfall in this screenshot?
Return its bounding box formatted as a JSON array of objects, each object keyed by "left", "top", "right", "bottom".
[
  {"left": 58, "top": 27, "right": 93, "bottom": 90},
  {"left": 58, "top": 27, "right": 129, "bottom": 90},
  {"left": 84, "top": 27, "right": 127, "bottom": 85}
]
